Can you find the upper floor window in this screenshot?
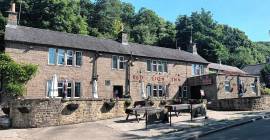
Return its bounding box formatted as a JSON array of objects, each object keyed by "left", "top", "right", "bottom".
[
  {"left": 147, "top": 59, "right": 168, "bottom": 73},
  {"left": 75, "top": 51, "right": 82, "bottom": 66},
  {"left": 250, "top": 83, "right": 256, "bottom": 93},
  {"left": 57, "top": 49, "right": 65, "bottom": 65},
  {"left": 112, "top": 55, "right": 125, "bottom": 70},
  {"left": 48, "top": 48, "right": 56, "bottom": 64},
  {"left": 224, "top": 81, "right": 231, "bottom": 92},
  {"left": 66, "top": 50, "right": 73, "bottom": 66},
  {"left": 192, "top": 64, "right": 204, "bottom": 76},
  {"left": 48, "top": 48, "right": 82, "bottom": 67}
]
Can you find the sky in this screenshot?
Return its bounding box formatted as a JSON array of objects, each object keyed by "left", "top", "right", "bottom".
[{"left": 122, "top": 0, "right": 270, "bottom": 42}]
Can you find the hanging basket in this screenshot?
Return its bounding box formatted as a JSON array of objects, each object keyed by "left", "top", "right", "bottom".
[
  {"left": 2, "top": 107, "right": 10, "bottom": 115},
  {"left": 124, "top": 100, "right": 132, "bottom": 107},
  {"left": 66, "top": 103, "right": 79, "bottom": 111},
  {"left": 160, "top": 100, "right": 167, "bottom": 106},
  {"left": 17, "top": 106, "right": 31, "bottom": 114},
  {"left": 104, "top": 98, "right": 116, "bottom": 109}
]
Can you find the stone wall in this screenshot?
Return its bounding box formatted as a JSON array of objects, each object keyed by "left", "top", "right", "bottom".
[
  {"left": 208, "top": 95, "right": 270, "bottom": 111},
  {"left": 9, "top": 98, "right": 165, "bottom": 128},
  {"left": 9, "top": 98, "right": 128, "bottom": 128}
]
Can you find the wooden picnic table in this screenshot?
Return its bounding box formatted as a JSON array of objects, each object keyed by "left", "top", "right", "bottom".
[{"left": 125, "top": 106, "right": 157, "bottom": 122}]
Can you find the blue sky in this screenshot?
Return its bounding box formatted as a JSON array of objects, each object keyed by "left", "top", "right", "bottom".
[{"left": 122, "top": 0, "right": 270, "bottom": 42}]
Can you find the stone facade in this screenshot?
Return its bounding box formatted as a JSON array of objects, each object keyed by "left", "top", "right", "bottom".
[
  {"left": 5, "top": 42, "right": 207, "bottom": 101},
  {"left": 208, "top": 95, "right": 270, "bottom": 111},
  {"left": 188, "top": 74, "right": 260, "bottom": 100}
]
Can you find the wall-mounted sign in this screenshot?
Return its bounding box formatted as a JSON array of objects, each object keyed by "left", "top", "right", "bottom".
[{"left": 132, "top": 74, "right": 181, "bottom": 83}]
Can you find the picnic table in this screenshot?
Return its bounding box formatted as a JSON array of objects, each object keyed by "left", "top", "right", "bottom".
[{"left": 125, "top": 106, "right": 157, "bottom": 122}]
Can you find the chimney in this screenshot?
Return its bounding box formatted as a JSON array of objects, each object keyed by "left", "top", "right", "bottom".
[
  {"left": 118, "top": 32, "right": 128, "bottom": 45},
  {"left": 187, "top": 43, "right": 198, "bottom": 55},
  {"left": 7, "top": 3, "right": 17, "bottom": 25}
]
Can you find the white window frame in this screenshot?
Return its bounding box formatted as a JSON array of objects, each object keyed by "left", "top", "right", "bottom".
[
  {"left": 48, "top": 48, "right": 56, "bottom": 65},
  {"left": 182, "top": 86, "right": 188, "bottom": 98},
  {"left": 163, "top": 61, "right": 168, "bottom": 73},
  {"left": 112, "top": 55, "right": 118, "bottom": 69},
  {"left": 250, "top": 83, "right": 256, "bottom": 93},
  {"left": 57, "top": 49, "right": 65, "bottom": 65},
  {"left": 75, "top": 51, "right": 82, "bottom": 67},
  {"left": 66, "top": 50, "right": 73, "bottom": 66},
  {"left": 153, "top": 85, "right": 158, "bottom": 97},
  {"left": 152, "top": 60, "right": 157, "bottom": 72},
  {"left": 224, "top": 80, "right": 231, "bottom": 93},
  {"left": 158, "top": 61, "right": 163, "bottom": 72},
  {"left": 118, "top": 56, "right": 125, "bottom": 70},
  {"left": 146, "top": 59, "right": 152, "bottom": 72},
  {"left": 158, "top": 85, "right": 164, "bottom": 97},
  {"left": 66, "top": 82, "right": 72, "bottom": 98}
]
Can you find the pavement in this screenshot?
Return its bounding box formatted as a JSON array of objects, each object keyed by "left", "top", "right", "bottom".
[{"left": 0, "top": 109, "right": 269, "bottom": 140}]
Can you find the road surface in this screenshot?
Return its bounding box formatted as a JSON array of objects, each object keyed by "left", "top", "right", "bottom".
[{"left": 199, "top": 118, "right": 270, "bottom": 140}]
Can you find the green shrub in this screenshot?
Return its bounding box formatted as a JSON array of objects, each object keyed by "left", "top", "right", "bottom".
[{"left": 261, "top": 87, "right": 270, "bottom": 95}]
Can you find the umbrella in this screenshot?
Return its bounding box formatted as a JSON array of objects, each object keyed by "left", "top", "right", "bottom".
[
  {"left": 141, "top": 81, "right": 146, "bottom": 99},
  {"left": 93, "top": 79, "right": 98, "bottom": 98},
  {"left": 51, "top": 74, "right": 58, "bottom": 97}
]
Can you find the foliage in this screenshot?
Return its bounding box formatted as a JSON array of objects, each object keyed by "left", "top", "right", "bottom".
[
  {"left": 124, "top": 99, "right": 131, "bottom": 107},
  {"left": 260, "top": 87, "right": 270, "bottom": 95},
  {"left": 260, "top": 64, "right": 270, "bottom": 86},
  {"left": 0, "top": 53, "right": 38, "bottom": 97}
]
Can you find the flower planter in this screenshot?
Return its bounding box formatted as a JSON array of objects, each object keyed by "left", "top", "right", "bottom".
[
  {"left": 66, "top": 103, "right": 79, "bottom": 111},
  {"left": 1, "top": 107, "right": 10, "bottom": 115},
  {"left": 17, "top": 107, "right": 31, "bottom": 113}
]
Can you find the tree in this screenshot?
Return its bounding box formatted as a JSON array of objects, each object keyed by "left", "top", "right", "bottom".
[
  {"left": 261, "top": 64, "right": 270, "bottom": 87},
  {"left": 0, "top": 53, "right": 38, "bottom": 97}
]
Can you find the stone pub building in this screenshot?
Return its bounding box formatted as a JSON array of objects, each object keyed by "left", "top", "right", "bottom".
[{"left": 3, "top": 4, "right": 209, "bottom": 101}]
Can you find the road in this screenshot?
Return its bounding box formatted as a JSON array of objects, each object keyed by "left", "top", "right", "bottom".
[{"left": 199, "top": 118, "right": 270, "bottom": 140}]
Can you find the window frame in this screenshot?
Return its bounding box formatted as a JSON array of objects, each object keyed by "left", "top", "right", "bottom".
[
  {"left": 163, "top": 61, "right": 168, "bottom": 73},
  {"left": 158, "top": 61, "right": 163, "bottom": 72},
  {"left": 66, "top": 50, "right": 74, "bottom": 66},
  {"left": 224, "top": 80, "right": 231, "bottom": 93},
  {"left": 57, "top": 49, "right": 65, "bottom": 65},
  {"left": 250, "top": 83, "right": 256, "bottom": 93},
  {"left": 75, "top": 82, "right": 81, "bottom": 98},
  {"left": 182, "top": 86, "right": 188, "bottom": 98},
  {"left": 146, "top": 59, "right": 152, "bottom": 72},
  {"left": 118, "top": 56, "right": 125, "bottom": 70},
  {"left": 112, "top": 55, "right": 118, "bottom": 69},
  {"left": 48, "top": 48, "right": 56, "bottom": 65},
  {"left": 152, "top": 60, "right": 157, "bottom": 72},
  {"left": 75, "top": 51, "right": 82, "bottom": 67}
]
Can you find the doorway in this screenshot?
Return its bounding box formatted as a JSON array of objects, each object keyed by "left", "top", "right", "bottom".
[
  {"left": 113, "top": 85, "right": 123, "bottom": 98},
  {"left": 190, "top": 86, "right": 201, "bottom": 99}
]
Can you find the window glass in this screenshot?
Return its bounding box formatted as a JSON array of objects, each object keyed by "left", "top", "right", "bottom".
[
  {"left": 163, "top": 61, "right": 168, "bottom": 72},
  {"left": 158, "top": 85, "right": 163, "bottom": 97},
  {"left": 250, "top": 83, "right": 256, "bottom": 93},
  {"left": 58, "top": 82, "right": 63, "bottom": 97},
  {"left": 158, "top": 61, "right": 163, "bottom": 72},
  {"left": 200, "top": 65, "right": 204, "bottom": 75},
  {"left": 119, "top": 56, "right": 125, "bottom": 69},
  {"left": 47, "top": 80, "right": 52, "bottom": 97},
  {"left": 75, "top": 82, "right": 81, "bottom": 97},
  {"left": 48, "top": 48, "right": 56, "bottom": 64},
  {"left": 224, "top": 81, "right": 231, "bottom": 92},
  {"left": 146, "top": 84, "right": 152, "bottom": 97},
  {"left": 147, "top": 60, "right": 151, "bottom": 71},
  {"left": 153, "top": 85, "right": 158, "bottom": 97},
  {"left": 152, "top": 60, "right": 157, "bottom": 72},
  {"left": 112, "top": 55, "right": 118, "bottom": 69},
  {"left": 67, "top": 82, "right": 72, "bottom": 97},
  {"left": 67, "top": 50, "right": 73, "bottom": 66},
  {"left": 57, "top": 49, "right": 65, "bottom": 65},
  {"left": 75, "top": 51, "right": 82, "bottom": 66},
  {"left": 182, "top": 86, "right": 188, "bottom": 98}
]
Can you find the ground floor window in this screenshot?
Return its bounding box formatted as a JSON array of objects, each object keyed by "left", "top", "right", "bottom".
[
  {"left": 46, "top": 80, "right": 81, "bottom": 98},
  {"left": 224, "top": 81, "right": 231, "bottom": 92},
  {"left": 146, "top": 84, "right": 167, "bottom": 98},
  {"left": 250, "top": 83, "right": 256, "bottom": 93},
  {"left": 182, "top": 86, "right": 188, "bottom": 98}
]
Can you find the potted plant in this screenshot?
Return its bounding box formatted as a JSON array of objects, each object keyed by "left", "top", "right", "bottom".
[
  {"left": 160, "top": 100, "right": 167, "bottom": 106},
  {"left": 17, "top": 106, "right": 31, "bottom": 113},
  {"left": 104, "top": 98, "right": 116, "bottom": 109},
  {"left": 1, "top": 107, "right": 10, "bottom": 115},
  {"left": 124, "top": 99, "right": 132, "bottom": 107}
]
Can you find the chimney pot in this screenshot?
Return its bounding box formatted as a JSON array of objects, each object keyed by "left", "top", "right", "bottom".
[
  {"left": 118, "top": 32, "right": 128, "bottom": 45},
  {"left": 187, "top": 43, "right": 197, "bottom": 55},
  {"left": 6, "top": 3, "right": 17, "bottom": 26}
]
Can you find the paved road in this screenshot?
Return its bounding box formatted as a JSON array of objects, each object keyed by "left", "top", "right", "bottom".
[{"left": 199, "top": 118, "right": 270, "bottom": 140}]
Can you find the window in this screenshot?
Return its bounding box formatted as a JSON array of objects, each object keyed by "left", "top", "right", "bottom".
[
  {"left": 153, "top": 85, "right": 158, "bottom": 97},
  {"left": 75, "top": 51, "right": 82, "bottom": 66},
  {"left": 58, "top": 82, "right": 64, "bottom": 97},
  {"left": 48, "top": 48, "right": 56, "bottom": 64},
  {"left": 47, "top": 80, "right": 52, "bottom": 97},
  {"left": 67, "top": 82, "right": 72, "bottom": 98},
  {"left": 250, "top": 83, "right": 256, "bottom": 93},
  {"left": 192, "top": 64, "right": 204, "bottom": 76},
  {"left": 75, "top": 82, "right": 81, "bottom": 97},
  {"left": 147, "top": 60, "right": 151, "bottom": 71},
  {"left": 57, "top": 49, "right": 65, "bottom": 65},
  {"left": 182, "top": 86, "right": 188, "bottom": 98},
  {"left": 119, "top": 56, "right": 125, "bottom": 69},
  {"left": 158, "top": 85, "right": 163, "bottom": 97},
  {"left": 224, "top": 81, "right": 231, "bottom": 92},
  {"left": 146, "top": 84, "right": 152, "bottom": 97},
  {"left": 152, "top": 60, "right": 157, "bottom": 72},
  {"left": 158, "top": 61, "right": 163, "bottom": 72},
  {"left": 112, "top": 55, "right": 118, "bottom": 69},
  {"left": 163, "top": 61, "right": 168, "bottom": 72},
  {"left": 66, "top": 50, "right": 73, "bottom": 66}
]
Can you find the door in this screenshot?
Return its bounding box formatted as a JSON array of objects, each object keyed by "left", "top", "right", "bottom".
[
  {"left": 190, "top": 86, "right": 201, "bottom": 99},
  {"left": 113, "top": 86, "right": 123, "bottom": 98}
]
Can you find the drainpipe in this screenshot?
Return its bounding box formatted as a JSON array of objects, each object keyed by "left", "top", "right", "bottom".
[{"left": 92, "top": 51, "right": 101, "bottom": 99}]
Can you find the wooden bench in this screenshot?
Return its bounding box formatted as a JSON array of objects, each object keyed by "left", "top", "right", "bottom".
[{"left": 125, "top": 100, "right": 155, "bottom": 122}]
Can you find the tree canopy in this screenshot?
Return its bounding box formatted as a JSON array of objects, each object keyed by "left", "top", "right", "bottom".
[{"left": 0, "top": 0, "right": 269, "bottom": 68}]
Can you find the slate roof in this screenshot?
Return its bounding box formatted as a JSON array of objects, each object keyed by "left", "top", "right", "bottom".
[
  {"left": 242, "top": 64, "right": 265, "bottom": 75},
  {"left": 208, "top": 63, "right": 246, "bottom": 74},
  {"left": 4, "top": 25, "right": 209, "bottom": 64}
]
